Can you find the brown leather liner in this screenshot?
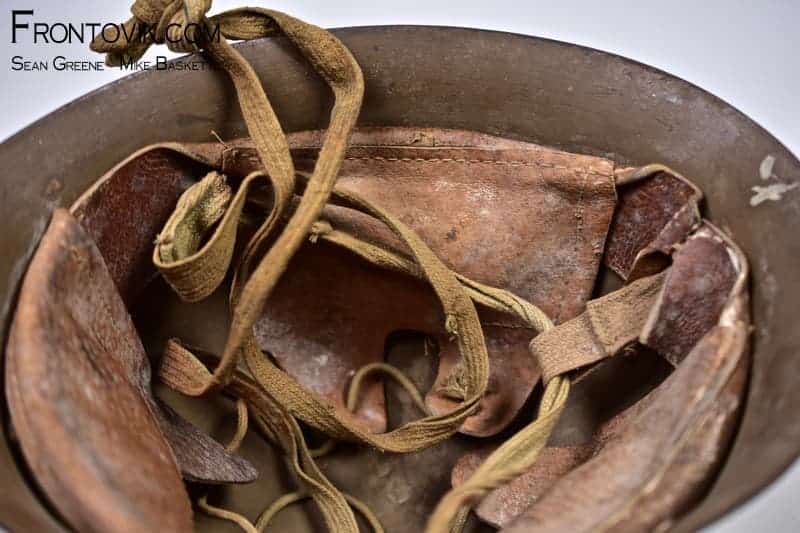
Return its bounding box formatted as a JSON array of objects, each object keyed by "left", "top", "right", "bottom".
[
  {"left": 604, "top": 167, "right": 702, "bottom": 281},
  {"left": 641, "top": 226, "right": 740, "bottom": 366},
  {"left": 4, "top": 126, "right": 750, "bottom": 533},
  {"left": 5, "top": 210, "right": 194, "bottom": 533},
  {"left": 71, "top": 145, "right": 219, "bottom": 306},
  {"left": 207, "top": 127, "right": 617, "bottom": 437},
  {"left": 454, "top": 221, "right": 748, "bottom": 530},
  {"left": 6, "top": 206, "right": 260, "bottom": 527}
]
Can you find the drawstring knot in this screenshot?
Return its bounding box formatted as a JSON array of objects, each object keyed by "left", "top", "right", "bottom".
[
  {"left": 91, "top": 0, "right": 212, "bottom": 65},
  {"left": 309, "top": 220, "right": 334, "bottom": 243}
]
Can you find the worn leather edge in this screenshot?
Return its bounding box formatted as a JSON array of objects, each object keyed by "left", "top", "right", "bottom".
[
  {"left": 5, "top": 210, "right": 195, "bottom": 533},
  {"left": 499, "top": 222, "right": 749, "bottom": 532},
  {"left": 67, "top": 128, "right": 614, "bottom": 439}
]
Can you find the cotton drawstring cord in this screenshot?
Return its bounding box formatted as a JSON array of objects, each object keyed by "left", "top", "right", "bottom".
[
  {"left": 94, "top": 2, "right": 569, "bottom": 532},
  {"left": 192, "top": 367, "right": 388, "bottom": 533}
]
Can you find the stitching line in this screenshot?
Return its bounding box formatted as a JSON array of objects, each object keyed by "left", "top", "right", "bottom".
[{"left": 342, "top": 155, "right": 609, "bottom": 176}]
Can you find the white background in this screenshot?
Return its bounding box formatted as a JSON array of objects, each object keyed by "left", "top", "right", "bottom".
[{"left": 1, "top": 1, "right": 799, "bottom": 531}]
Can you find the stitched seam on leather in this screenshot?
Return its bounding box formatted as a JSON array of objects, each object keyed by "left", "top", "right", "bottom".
[
  {"left": 342, "top": 156, "right": 610, "bottom": 176},
  {"left": 554, "top": 170, "right": 589, "bottom": 323},
  {"left": 239, "top": 148, "right": 611, "bottom": 176}
]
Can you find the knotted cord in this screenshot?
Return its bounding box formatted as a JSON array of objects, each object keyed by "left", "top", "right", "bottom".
[{"left": 92, "top": 2, "right": 570, "bottom": 532}]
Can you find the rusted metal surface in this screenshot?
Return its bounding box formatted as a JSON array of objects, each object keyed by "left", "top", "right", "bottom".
[{"left": 0, "top": 26, "right": 797, "bottom": 532}]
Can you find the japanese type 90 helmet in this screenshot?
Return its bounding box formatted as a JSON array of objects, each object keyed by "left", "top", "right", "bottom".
[{"left": 0, "top": 5, "right": 798, "bottom": 533}]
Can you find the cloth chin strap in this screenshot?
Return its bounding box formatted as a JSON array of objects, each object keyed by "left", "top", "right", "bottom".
[
  {"left": 532, "top": 272, "right": 666, "bottom": 383},
  {"left": 91, "top": 2, "right": 667, "bottom": 533}
]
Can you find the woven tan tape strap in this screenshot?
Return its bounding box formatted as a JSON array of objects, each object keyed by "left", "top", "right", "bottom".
[
  {"left": 207, "top": 8, "right": 362, "bottom": 396},
  {"left": 428, "top": 376, "right": 569, "bottom": 533},
  {"left": 426, "top": 274, "right": 664, "bottom": 532},
  {"left": 96, "top": 2, "right": 365, "bottom": 394},
  {"left": 94, "top": 2, "right": 589, "bottom": 532},
  {"left": 161, "top": 176, "right": 493, "bottom": 452},
  {"left": 155, "top": 172, "right": 563, "bottom": 530},
  {"left": 160, "top": 340, "right": 361, "bottom": 532},
  {"left": 532, "top": 272, "right": 666, "bottom": 383},
  {"left": 95, "top": 3, "right": 365, "bottom": 531},
  {"left": 310, "top": 219, "right": 552, "bottom": 333}
]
